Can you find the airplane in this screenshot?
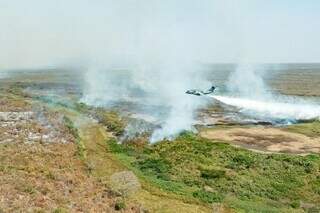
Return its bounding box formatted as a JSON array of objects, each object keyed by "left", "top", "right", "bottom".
[{"left": 186, "top": 86, "right": 216, "bottom": 96}]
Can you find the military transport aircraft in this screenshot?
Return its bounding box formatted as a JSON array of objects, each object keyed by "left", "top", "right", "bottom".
[{"left": 186, "top": 86, "right": 216, "bottom": 96}]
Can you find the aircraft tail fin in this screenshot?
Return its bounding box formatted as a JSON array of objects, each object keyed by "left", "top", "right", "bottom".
[{"left": 208, "top": 86, "right": 215, "bottom": 92}]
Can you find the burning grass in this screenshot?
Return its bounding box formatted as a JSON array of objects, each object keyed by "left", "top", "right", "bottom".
[
  {"left": 0, "top": 92, "right": 75, "bottom": 145},
  {"left": 74, "top": 102, "right": 126, "bottom": 137},
  {"left": 95, "top": 109, "right": 126, "bottom": 136}
]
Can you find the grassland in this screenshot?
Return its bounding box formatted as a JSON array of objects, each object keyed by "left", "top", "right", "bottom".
[
  {"left": 283, "top": 121, "right": 320, "bottom": 138},
  {"left": 106, "top": 132, "right": 320, "bottom": 212},
  {"left": 1, "top": 72, "right": 320, "bottom": 212}
]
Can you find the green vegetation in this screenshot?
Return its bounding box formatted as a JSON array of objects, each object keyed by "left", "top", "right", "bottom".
[
  {"left": 95, "top": 109, "right": 126, "bottom": 136},
  {"left": 74, "top": 102, "right": 93, "bottom": 113},
  {"left": 114, "top": 200, "right": 126, "bottom": 211},
  {"left": 107, "top": 132, "right": 320, "bottom": 212},
  {"left": 52, "top": 208, "right": 68, "bottom": 213},
  {"left": 6, "top": 82, "right": 30, "bottom": 98},
  {"left": 192, "top": 190, "right": 223, "bottom": 204},
  {"left": 63, "top": 116, "right": 86, "bottom": 159},
  {"left": 75, "top": 102, "right": 126, "bottom": 137},
  {"left": 7, "top": 80, "right": 320, "bottom": 212},
  {"left": 284, "top": 120, "right": 320, "bottom": 137},
  {"left": 200, "top": 168, "right": 226, "bottom": 179}
]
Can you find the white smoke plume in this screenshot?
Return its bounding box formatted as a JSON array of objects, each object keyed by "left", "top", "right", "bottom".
[
  {"left": 81, "top": 62, "right": 209, "bottom": 143},
  {"left": 227, "top": 63, "right": 271, "bottom": 99},
  {"left": 79, "top": 1, "right": 217, "bottom": 142}
]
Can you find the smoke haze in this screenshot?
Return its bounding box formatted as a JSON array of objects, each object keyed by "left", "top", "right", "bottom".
[
  {"left": 1, "top": 1, "right": 320, "bottom": 141},
  {"left": 1, "top": 0, "right": 320, "bottom": 70},
  {"left": 227, "top": 63, "right": 271, "bottom": 99}
]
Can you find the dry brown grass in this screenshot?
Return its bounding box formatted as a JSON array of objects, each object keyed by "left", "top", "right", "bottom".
[
  {"left": 0, "top": 143, "right": 119, "bottom": 212},
  {"left": 0, "top": 94, "right": 142, "bottom": 212},
  {"left": 0, "top": 95, "right": 31, "bottom": 112}
]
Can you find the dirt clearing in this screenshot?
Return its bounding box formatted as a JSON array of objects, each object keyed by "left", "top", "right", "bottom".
[{"left": 200, "top": 126, "right": 320, "bottom": 154}]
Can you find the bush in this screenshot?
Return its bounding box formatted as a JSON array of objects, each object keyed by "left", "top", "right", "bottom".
[
  {"left": 52, "top": 208, "right": 68, "bottom": 213},
  {"left": 134, "top": 158, "right": 171, "bottom": 180},
  {"left": 200, "top": 169, "right": 226, "bottom": 179},
  {"left": 228, "top": 153, "right": 255, "bottom": 169},
  {"left": 63, "top": 116, "right": 85, "bottom": 158},
  {"left": 192, "top": 190, "right": 223, "bottom": 203},
  {"left": 96, "top": 110, "right": 126, "bottom": 136},
  {"left": 63, "top": 116, "right": 80, "bottom": 140},
  {"left": 114, "top": 200, "right": 126, "bottom": 211},
  {"left": 290, "top": 200, "right": 300, "bottom": 209},
  {"left": 74, "top": 102, "right": 92, "bottom": 113},
  {"left": 108, "top": 139, "right": 126, "bottom": 153}
]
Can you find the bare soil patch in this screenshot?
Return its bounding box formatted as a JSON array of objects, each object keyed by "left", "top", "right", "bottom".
[{"left": 200, "top": 127, "right": 320, "bottom": 154}]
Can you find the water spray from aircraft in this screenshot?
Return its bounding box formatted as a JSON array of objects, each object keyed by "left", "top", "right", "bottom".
[
  {"left": 211, "top": 95, "right": 320, "bottom": 122},
  {"left": 210, "top": 64, "right": 320, "bottom": 123}
]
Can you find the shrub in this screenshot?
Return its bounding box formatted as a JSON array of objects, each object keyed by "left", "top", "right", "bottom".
[
  {"left": 290, "top": 200, "right": 300, "bottom": 209},
  {"left": 200, "top": 169, "right": 226, "bottom": 179},
  {"left": 96, "top": 110, "right": 126, "bottom": 136},
  {"left": 74, "top": 102, "right": 92, "bottom": 113},
  {"left": 108, "top": 139, "right": 126, "bottom": 153},
  {"left": 114, "top": 200, "right": 126, "bottom": 211},
  {"left": 63, "top": 116, "right": 85, "bottom": 158},
  {"left": 134, "top": 158, "right": 171, "bottom": 180},
  {"left": 192, "top": 190, "right": 223, "bottom": 203},
  {"left": 228, "top": 153, "right": 255, "bottom": 169},
  {"left": 63, "top": 116, "right": 80, "bottom": 140},
  {"left": 52, "top": 208, "right": 68, "bottom": 213}
]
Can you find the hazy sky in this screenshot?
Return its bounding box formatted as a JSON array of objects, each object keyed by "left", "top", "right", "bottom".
[{"left": 0, "top": 0, "right": 319, "bottom": 69}]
